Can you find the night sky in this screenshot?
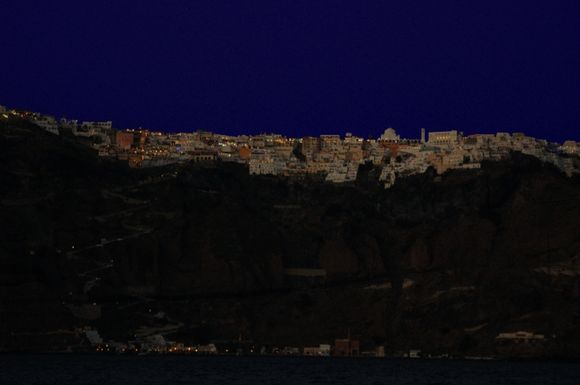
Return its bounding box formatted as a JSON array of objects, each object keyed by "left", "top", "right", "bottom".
[{"left": 1, "top": 1, "right": 579, "bottom": 141}]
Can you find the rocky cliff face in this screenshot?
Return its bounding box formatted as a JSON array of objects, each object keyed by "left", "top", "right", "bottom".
[{"left": 1, "top": 118, "right": 580, "bottom": 357}]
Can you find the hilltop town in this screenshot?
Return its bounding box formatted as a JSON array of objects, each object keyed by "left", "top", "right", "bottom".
[
  {"left": 2, "top": 104, "right": 580, "bottom": 359},
  {"left": 2, "top": 104, "right": 578, "bottom": 188}
]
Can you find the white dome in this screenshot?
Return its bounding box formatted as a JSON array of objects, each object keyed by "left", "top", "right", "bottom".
[{"left": 381, "top": 127, "right": 400, "bottom": 141}]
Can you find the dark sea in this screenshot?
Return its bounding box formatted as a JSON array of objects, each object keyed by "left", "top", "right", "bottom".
[{"left": 1, "top": 355, "right": 579, "bottom": 385}]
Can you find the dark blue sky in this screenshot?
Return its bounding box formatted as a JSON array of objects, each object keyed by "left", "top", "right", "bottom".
[{"left": 1, "top": 1, "right": 579, "bottom": 141}]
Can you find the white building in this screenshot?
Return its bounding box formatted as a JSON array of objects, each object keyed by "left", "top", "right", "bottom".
[
  {"left": 59, "top": 118, "right": 78, "bottom": 132},
  {"left": 82, "top": 121, "right": 112, "bottom": 131},
  {"left": 380, "top": 127, "right": 400, "bottom": 142},
  {"left": 32, "top": 115, "right": 59, "bottom": 135},
  {"left": 77, "top": 121, "right": 113, "bottom": 137},
  {"left": 428, "top": 130, "right": 460, "bottom": 147},
  {"left": 379, "top": 166, "right": 396, "bottom": 188},
  {"left": 249, "top": 158, "right": 278, "bottom": 175},
  {"left": 344, "top": 132, "right": 363, "bottom": 145},
  {"left": 320, "top": 134, "right": 342, "bottom": 152},
  {"left": 85, "top": 330, "right": 103, "bottom": 346},
  {"left": 561, "top": 140, "right": 577, "bottom": 155},
  {"left": 325, "top": 161, "right": 358, "bottom": 183},
  {"left": 496, "top": 331, "right": 545, "bottom": 341}
]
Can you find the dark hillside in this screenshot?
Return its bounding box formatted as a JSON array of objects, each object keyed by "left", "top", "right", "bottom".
[{"left": 1, "top": 118, "right": 579, "bottom": 358}]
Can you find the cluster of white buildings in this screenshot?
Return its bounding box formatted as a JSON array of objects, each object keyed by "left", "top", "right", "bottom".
[
  {"left": 2, "top": 103, "right": 578, "bottom": 187},
  {"left": 1, "top": 106, "right": 114, "bottom": 144}
]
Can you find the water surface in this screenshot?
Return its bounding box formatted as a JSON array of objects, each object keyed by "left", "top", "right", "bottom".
[{"left": 1, "top": 355, "right": 579, "bottom": 385}]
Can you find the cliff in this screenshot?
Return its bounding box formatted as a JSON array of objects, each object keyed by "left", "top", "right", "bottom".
[{"left": 1, "top": 117, "right": 580, "bottom": 358}]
